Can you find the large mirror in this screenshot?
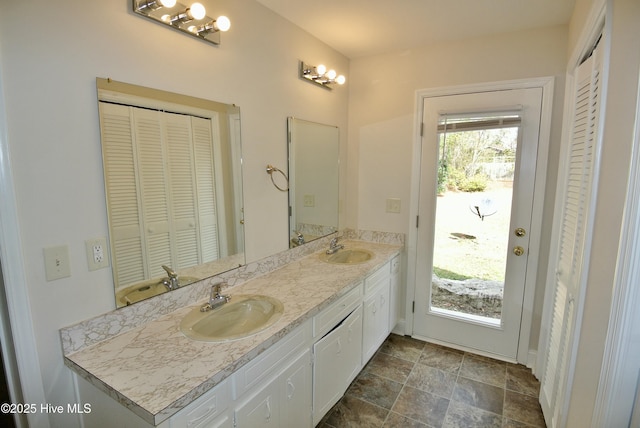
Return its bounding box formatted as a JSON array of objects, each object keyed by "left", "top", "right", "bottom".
[
  {"left": 287, "top": 118, "right": 339, "bottom": 248},
  {"left": 96, "top": 78, "right": 245, "bottom": 308}
]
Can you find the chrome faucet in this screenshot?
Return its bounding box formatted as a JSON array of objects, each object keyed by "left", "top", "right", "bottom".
[
  {"left": 200, "top": 279, "right": 231, "bottom": 312},
  {"left": 326, "top": 236, "right": 344, "bottom": 255},
  {"left": 161, "top": 265, "right": 179, "bottom": 290},
  {"left": 295, "top": 231, "right": 305, "bottom": 246}
]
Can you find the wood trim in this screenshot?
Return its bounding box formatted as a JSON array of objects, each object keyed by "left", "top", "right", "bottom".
[
  {"left": 591, "top": 46, "right": 640, "bottom": 428},
  {"left": 408, "top": 76, "right": 554, "bottom": 364},
  {"left": 0, "top": 67, "right": 49, "bottom": 427}
]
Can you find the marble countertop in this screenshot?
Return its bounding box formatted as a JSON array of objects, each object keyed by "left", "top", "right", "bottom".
[{"left": 64, "top": 240, "right": 402, "bottom": 425}]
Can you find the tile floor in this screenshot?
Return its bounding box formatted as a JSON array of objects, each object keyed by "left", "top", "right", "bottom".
[{"left": 318, "top": 334, "right": 546, "bottom": 428}]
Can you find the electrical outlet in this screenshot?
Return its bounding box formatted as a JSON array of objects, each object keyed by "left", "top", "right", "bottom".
[
  {"left": 386, "top": 198, "right": 401, "bottom": 213},
  {"left": 86, "top": 237, "right": 109, "bottom": 271},
  {"left": 44, "top": 245, "right": 71, "bottom": 281}
]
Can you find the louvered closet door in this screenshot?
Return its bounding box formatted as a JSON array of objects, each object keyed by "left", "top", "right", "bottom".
[
  {"left": 540, "top": 41, "right": 603, "bottom": 428},
  {"left": 192, "top": 116, "right": 220, "bottom": 262},
  {"left": 163, "top": 112, "right": 200, "bottom": 269},
  {"left": 133, "top": 108, "right": 172, "bottom": 279},
  {"left": 99, "top": 102, "right": 146, "bottom": 288}
]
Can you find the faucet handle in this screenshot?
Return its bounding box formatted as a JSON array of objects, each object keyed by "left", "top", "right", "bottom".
[{"left": 161, "top": 265, "right": 177, "bottom": 278}]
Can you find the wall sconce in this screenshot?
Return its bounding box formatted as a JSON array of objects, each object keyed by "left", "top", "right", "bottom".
[
  {"left": 299, "top": 61, "right": 346, "bottom": 90},
  {"left": 133, "top": 0, "right": 231, "bottom": 45}
]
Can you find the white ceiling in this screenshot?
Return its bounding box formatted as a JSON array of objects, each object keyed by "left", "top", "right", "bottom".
[{"left": 255, "top": 0, "right": 576, "bottom": 59}]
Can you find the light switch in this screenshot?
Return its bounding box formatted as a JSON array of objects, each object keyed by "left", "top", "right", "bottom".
[
  {"left": 303, "top": 194, "right": 315, "bottom": 207},
  {"left": 386, "top": 198, "right": 401, "bottom": 213},
  {"left": 44, "top": 245, "right": 71, "bottom": 281}
]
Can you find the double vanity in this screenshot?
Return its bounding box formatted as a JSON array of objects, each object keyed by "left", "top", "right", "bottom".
[{"left": 61, "top": 236, "right": 402, "bottom": 427}]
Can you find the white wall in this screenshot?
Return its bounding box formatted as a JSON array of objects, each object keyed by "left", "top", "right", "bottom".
[
  {"left": 0, "top": 1, "right": 348, "bottom": 426},
  {"left": 346, "top": 25, "right": 569, "bottom": 349},
  {"left": 565, "top": 0, "right": 640, "bottom": 425}
]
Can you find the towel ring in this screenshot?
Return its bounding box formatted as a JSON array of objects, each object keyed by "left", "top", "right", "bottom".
[{"left": 266, "top": 164, "right": 289, "bottom": 192}]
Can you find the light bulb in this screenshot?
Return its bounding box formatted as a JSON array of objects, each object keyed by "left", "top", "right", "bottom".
[
  {"left": 327, "top": 69, "right": 337, "bottom": 80},
  {"left": 316, "top": 64, "right": 327, "bottom": 76},
  {"left": 188, "top": 2, "right": 206, "bottom": 20},
  {"left": 159, "top": 0, "right": 176, "bottom": 7},
  {"left": 215, "top": 15, "right": 231, "bottom": 32},
  {"left": 336, "top": 75, "right": 346, "bottom": 85}
]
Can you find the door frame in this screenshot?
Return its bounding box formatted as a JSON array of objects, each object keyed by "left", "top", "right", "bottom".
[
  {"left": 0, "top": 55, "right": 48, "bottom": 427},
  {"left": 406, "top": 77, "right": 555, "bottom": 365}
]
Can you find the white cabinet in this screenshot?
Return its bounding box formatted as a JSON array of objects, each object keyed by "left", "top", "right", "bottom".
[
  {"left": 234, "top": 378, "right": 280, "bottom": 427},
  {"left": 280, "top": 349, "right": 313, "bottom": 427},
  {"left": 170, "top": 379, "right": 231, "bottom": 428},
  {"left": 389, "top": 255, "right": 401, "bottom": 332},
  {"left": 362, "top": 262, "right": 391, "bottom": 364},
  {"left": 234, "top": 349, "right": 312, "bottom": 428},
  {"left": 312, "top": 305, "right": 363, "bottom": 426}
]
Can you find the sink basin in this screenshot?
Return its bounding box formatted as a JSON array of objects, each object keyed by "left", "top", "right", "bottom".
[
  {"left": 116, "top": 276, "right": 199, "bottom": 306},
  {"left": 180, "top": 294, "right": 284, "bottom": 342},
  {"left": 319, "top": 248, "right": 374, "bottom": 264}
]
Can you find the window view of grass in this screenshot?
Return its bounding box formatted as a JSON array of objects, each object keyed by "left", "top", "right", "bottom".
[{"left": 431, "top": 125, "right": 518, "bottom": 318}]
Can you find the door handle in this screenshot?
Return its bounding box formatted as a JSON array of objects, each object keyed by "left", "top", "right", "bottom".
[
  {"left": 513, "top": 246, "right": 525, "bottom": 256},
  {"left": 515, "top": 227, "right": 526, "bottom": 237}
]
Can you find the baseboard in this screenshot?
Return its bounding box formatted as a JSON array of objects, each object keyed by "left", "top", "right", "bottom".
[{"left": 391, "top": 319, "right": 406, "bottom": 336}]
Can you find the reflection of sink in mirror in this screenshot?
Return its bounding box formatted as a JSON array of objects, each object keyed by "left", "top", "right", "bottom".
[
  {"left": 115, "top": 276, "right": 199, "bottom": 306},
  {"left": 319, "top": 249, "right": 374, "bottom": 264},
  {"left": 180, "top": 295, "right": 284, "bottom": 342}
]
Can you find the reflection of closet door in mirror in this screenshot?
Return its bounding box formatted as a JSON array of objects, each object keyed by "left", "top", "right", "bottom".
[
  {"left": 96, "top": 78, "right": 245, "bottom": 308},
  {"left": 287, "top": 118, "right": 339, "bottom": 248}
]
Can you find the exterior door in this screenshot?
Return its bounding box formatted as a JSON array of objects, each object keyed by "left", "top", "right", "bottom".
[{"left": 412, "top": 87, "right": 543, "bottom": 360}]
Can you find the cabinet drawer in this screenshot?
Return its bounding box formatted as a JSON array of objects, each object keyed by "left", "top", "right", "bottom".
[
  {"left": 170, "top": 379, "right": 230, "bottom": 428},
  {"left": 232, "top": 320, "right": 311, "bottom": 399},
  {"left": 313, "top": 283, "right": 362, "bottom": 338},
  {"left": 364, "top": 262, "right": 390, "bottom": 295}
]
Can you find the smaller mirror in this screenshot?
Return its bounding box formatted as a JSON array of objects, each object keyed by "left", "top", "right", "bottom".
[{"left": 288, "top": 118, "right": 339, "bottom": 248}]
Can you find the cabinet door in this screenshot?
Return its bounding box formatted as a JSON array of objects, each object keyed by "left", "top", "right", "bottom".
[
  {"left": 313, "top": 306, "right": 363, "bottom": 426},
  {"left": 280, "top": 349, "right": 312, "bottom": 428},
  {"left": 362, "top": 283, "right": 391, "bottom": 364},
  {"left": 342, "top": 304, "right": 363, "bottom": 386},
  {"left": 389, "top": 256, "right": 401, "bottom": 332},
  {"left": 234, "top": 380, "right": 280, "bottom": 427}
]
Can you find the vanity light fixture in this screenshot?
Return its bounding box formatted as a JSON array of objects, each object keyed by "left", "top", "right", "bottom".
[
  {"left": 299, "top": 61, "right": 346, "bottom": 90},
  {"left": 133, "top": 0, "right": 231, "bottom": 46}
]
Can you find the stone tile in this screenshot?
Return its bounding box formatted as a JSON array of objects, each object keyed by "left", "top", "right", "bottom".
[
  {"left": 418, "top": 345, "right": 464, "bottom": 373},
  {"left": 460, "top": 354, "right": 507, "bottom": 388},
  {"left": 325, "top": 395, "right": 389, "bottom": 427},
  {"left": 452, "top": 376, "right": 504, "bottom": 415},
  {"left": 392, "top": 385, "right": 450, "bottom": 427},
  {"left": 502, "top": 417, "right": 539, "bottom": 427},
  {"left": 383, "top": 411, "right": 429, "bottom": 427},
  {"left": 504, "top": 390, "right": 546, "bottom": 427},
  {"left": 363, "top": 351, "right": 415, "bottom": 384},
  {"left": 379, "top": 334, "right": 425, "bottom": 363},
  {"left": 506, "top": 365, "right": 540, "bottom": 397},
  {"left": 442, "top": 401, "right": 502, "bottom": 428},
  {"left": 346, "top": 372, "right": 403, "bottom": 410},
  {"left": 406, "top": 363, "right": 457, "bottom": 398}
]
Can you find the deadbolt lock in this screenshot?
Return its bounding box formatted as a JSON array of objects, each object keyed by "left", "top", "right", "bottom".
[
  {"left": 513, "top": 246, "right": 525, "bottom": 256},
  {"left": 515, "top": 227, "right": 526, "bottom": 237}
]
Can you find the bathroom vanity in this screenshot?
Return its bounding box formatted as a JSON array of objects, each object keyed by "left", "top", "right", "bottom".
[{"left": 61, "top": 238, "right": 402, "bottom": 427}]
